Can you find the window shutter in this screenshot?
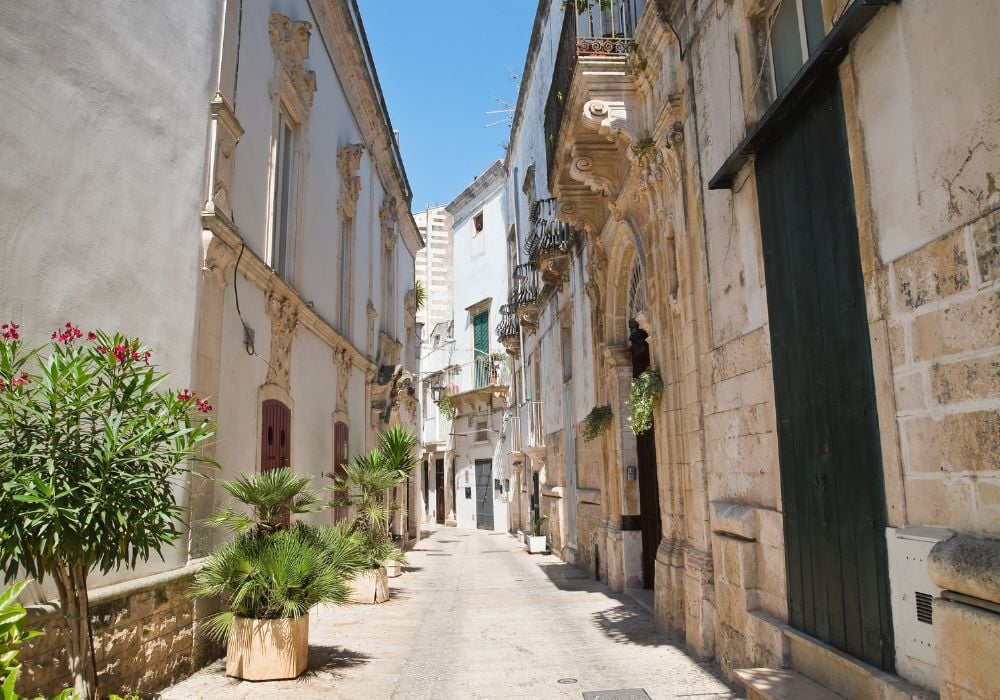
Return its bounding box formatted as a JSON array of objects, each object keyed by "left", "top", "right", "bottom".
[
  {"left": 333, "top": 421, "right": 349, "bottom": 522},
  {"left": 261, "top": 399, "right": 291, "bottom": 472}
]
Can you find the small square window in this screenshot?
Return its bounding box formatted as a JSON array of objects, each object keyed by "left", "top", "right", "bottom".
[
  {"left": 473, "top": 212, "right": 484, "bottom": 234},
  {"left": 768, "top": 0, "right": 825, "bottom": 97}
]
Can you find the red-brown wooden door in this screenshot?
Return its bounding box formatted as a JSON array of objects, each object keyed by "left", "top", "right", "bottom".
[
  {"left": 261, "top": 399, "right": 291, "bottom": 472},
  {"left": 333, "top": 421, "right": 350, "bottom": 522}
]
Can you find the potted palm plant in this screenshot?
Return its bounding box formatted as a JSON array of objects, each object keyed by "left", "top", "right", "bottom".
[
  {"left": 190, "top": 469, "right": 363, "bottom": 681},
  {"left": 528, "top": 516, "right": 549, "bottom": 554},
  {"left": 331, "top": 426, "right": 418, "bottom": 604}
]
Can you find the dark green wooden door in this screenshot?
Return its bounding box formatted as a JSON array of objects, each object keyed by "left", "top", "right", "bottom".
[
  {"left": 473, "top": 310, "right": 490, "bottom": 387},
  {"left": 756, "top": 77, "right": 894, "bottom": 671}
]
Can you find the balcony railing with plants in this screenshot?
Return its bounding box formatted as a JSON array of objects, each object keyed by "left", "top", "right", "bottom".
[
  {"left": 545, "top": 0, "right": 645, "bottom": 178},
  {"left": 524, "top": 198, "right": 579, "bottom": 289}
]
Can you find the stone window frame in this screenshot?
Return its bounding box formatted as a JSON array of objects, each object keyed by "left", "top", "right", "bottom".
[
  {"left": 337, "top": 144, "right": 363, "bottom": 339},
  {"left": 740, "top": 0, "right": 830, "bottom": 122},
  {"left": 265, "top": 12, "right": 317, "bottom": 284}
]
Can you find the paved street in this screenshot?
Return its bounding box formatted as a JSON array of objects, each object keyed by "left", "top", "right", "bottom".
[{"left": 161, "top": 528, "right": 738, "bottom": 699}]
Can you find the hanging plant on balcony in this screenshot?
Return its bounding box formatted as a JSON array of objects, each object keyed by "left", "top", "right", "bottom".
[
  {"left": 626, "top": 368, "right": 663, "bottom": 435},
  {"left": 438, "top": 390, "right": 456, "bottom": 420},
  {"left": 582, "top": 405, "right": 612, "bottom": 442}
]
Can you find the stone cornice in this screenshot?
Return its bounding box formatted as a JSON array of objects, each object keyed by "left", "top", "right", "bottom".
[
  {"left": 201, "top": 210, "right": 376, "bottom": 373},
  {"left": 445, "top": 160, "right": 506, "bottom": 216},
  {"left": 306, "top": 0, "right": 423, "bottom": 254}
]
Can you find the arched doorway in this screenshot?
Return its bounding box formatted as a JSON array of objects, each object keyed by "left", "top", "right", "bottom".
[{"left": 629, "top": 319, "right": 661, "bottom": 590}]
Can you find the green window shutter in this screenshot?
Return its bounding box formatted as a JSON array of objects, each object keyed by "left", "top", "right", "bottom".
[{"left": 473, "top": 311, "right": 489, "bottom": 388}]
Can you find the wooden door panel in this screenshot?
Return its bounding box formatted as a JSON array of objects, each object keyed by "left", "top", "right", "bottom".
[
  {"left": 261, "top": 399, "right": 291, "bottom": 472},
  {"left": 435, "top": 459, "right": 445, "bottom": 524},
  {"left": 333, "top": 421, "right": 349, "bottom": 523},
  {"left": 756, "top": 76, "right": 894, "bottom": 671}
]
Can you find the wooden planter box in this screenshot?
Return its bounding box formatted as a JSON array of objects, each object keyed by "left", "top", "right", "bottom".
[
  {"left": 226, "top": 615, "right": 309, "bottom": 680},
  {"left": 350, "top": 567, "right": 389, "bottom": 603}
]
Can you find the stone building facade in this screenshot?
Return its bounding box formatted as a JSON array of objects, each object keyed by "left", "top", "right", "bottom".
[
  {"left": 500, "top": 0, "right": 999, "bottom": 698},
  {"left": 417, "top": 162, "right": 516, "bottom": 533},
  {"left": 1, "top": 0, "right": 420, "bottom": 695}
]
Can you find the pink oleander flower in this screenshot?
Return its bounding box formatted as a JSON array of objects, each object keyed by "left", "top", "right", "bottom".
[
  {"left": 112, "top": 345, "right": 129, "bottom": 364},
  {"left": 87, "top": 331, "right": 97, "bottom": 341},
  {"left": 52, "top": 323, "right": 83, "bottom": 344},
  {"left": 1, "top": 323, "right": 20, "bottom": 340},
  {"left": 177, "top": 389, "right": 194, "bottom": 402},
  {"left": 11, "top": 373, "right": 30, "bottom": 388},
  {"left": 96, "top": 345, "right": 108, "bottom": 355},
  {"left": 195, "top": 398, "right": 213, "bottom": 413}
]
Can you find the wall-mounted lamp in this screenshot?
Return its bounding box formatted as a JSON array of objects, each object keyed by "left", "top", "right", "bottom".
[{"left": 431, "top": 383, "right": 444, "bottom": 404}]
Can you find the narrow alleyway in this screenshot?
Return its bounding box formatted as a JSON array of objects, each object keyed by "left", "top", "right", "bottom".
[{"left": 161, "top": 528, "right": 737, "bottom": 699}]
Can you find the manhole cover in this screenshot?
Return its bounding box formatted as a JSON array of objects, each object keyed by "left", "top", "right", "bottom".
[
  {"left": 581, "top": 690, "right": 651, "bottom": 700},
  {"left": 557, "top": 678, "right": 577, "bottom": 684}
]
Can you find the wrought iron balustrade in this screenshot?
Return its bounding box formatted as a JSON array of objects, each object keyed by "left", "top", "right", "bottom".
[
  {"left": 525, "top": 400, "right": 545, "bottom": 450},
  {"left": 526, "top": 198, "right": 577, "bottom": 264},
  {"left": 496, "top": 304, "right": 521, "bottom": 342},
  {"left": 510, "top": 263, "right": 539, "bottom": 308}
]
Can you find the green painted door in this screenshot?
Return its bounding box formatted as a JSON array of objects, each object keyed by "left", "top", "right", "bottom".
[
  {"left": 756, "top": 76, "right": 894, "bottom": 671},
  {"left": 473, "top": 310, "right": 489, "bottom": 388}
]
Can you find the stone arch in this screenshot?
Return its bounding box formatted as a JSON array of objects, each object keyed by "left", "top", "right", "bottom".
[{"left": 604, "top": 218, "right": 649, "bottom": 348}]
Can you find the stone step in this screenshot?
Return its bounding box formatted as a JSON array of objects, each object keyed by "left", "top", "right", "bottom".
[
  {"left": 783, "top": 628, "right": 935, "bottom": 700},
  {"left": 734, "top": 668, "right": 843, "bottom": 700}
]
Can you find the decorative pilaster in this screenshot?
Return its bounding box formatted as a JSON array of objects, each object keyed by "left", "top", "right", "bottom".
[
  {"left": 268, "top": 12, "right": 317, "bottom": 122},
  {"left": 337, "top": 144, "right": 363, "bottom": 219},
  {"left": 204, "top": 92, "right": 243, "bottom": 221},
  {"left": 265, "top": 288, "right": 299, "bottom": 390}
]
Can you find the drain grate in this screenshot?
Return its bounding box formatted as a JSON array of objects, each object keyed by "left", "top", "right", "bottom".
[
  {"left": 426, "top": 553, "right": 453, "bottom": 556},
  {"left": 581, "top": 690, "right": 651, "bottom": 700},
  {"left": 479, "top": 550, "right": 508, "bottom": 553}
]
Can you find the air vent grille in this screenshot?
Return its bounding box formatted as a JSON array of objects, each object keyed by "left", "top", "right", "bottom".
[{"left": 915, "top": 591, "right": 933, "bottom": 625}]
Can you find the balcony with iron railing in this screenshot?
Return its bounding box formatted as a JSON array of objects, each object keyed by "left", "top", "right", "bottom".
[
  {"left": 431, "top": 347, "right": 512, "bottom": 405},
  {"left": 524, "top": 197, "right": 580, "bottom": 291},
  {"left": 524, "top": 400, "right": 545, "bottom": 455},
  {"left": 496, "top": 304, "right": 521, "bottom": 358},
  {"left": 510, "top": 262, "right": 541, "bottom": 334},
  {"left": 544, "top": 0, "right": 645, "bottom": 179}
]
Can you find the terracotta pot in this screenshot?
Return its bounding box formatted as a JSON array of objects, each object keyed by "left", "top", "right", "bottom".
[
  {"left": 384, "top": 560, "right": 402, "bottom": 578},
  {"left": 226, "top": 614, "right": 309, "bottom": 680},
  {"left": 350, "top": 566, "right": 389, "bottom": 603}
]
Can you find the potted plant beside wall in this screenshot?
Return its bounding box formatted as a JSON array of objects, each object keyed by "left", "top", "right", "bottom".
[
  {"left": 190, "top": 469, "right": 363, "bottom": 681},
  {"left": 331, "top": 426, "right": 419, "bottom": 603},
  {"left": 527, "top": 516, "right": 549, "bottom": 554}
]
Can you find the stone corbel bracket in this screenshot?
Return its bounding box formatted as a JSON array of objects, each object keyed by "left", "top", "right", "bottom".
[
  {"left": 268, "top": 12, "right": 317, "bottom": 121},
  {"left": 337, "top": 144, "right": 363, "bottom": 219}
]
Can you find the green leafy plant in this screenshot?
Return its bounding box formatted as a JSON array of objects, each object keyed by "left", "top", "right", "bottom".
[
  {"left": 330, "top": 427, "right": 419, "bottom": 570},
  {"left": 582, "top": 405, "right": 613, "bottom": 442},
  {"left": 626, "top": 368, "right": 663, "bottom": 435},
  {"left": 531, "top": 516, "right": 548, "bottom": 537},
  {"left": 631, "top": 132, "right": 656, "bottom": 158},
  {"left": 413, "top": 281, "right": 427, "bottom": 312},
  {"left": 438, "top": 390, "right": 457, "bottom": 420},
  {"left": 562, "top": 0, "right": 613, "bottom": 13},
  {"left": 0, "top": 324, "right": 215, "bottom": 700},
  {"left": 189, "top": 469, "right": 364, "bottom": 642}
]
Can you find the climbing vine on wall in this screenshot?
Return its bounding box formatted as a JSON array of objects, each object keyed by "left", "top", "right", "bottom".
[{"left": 626, "top": 368, "right": 663, "bottom": 435}]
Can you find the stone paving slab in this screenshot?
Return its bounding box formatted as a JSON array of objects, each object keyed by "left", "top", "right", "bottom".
[{"left": 159, "top": 527, "right": 740, "bottom": 699}]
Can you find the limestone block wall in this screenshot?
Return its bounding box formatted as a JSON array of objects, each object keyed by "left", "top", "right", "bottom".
[
  {"left": 18, "top": 568, "right": 220, "bottom": 698},
  {"left": 885, "top": 208, "right": 1000, "bottom": 531}
]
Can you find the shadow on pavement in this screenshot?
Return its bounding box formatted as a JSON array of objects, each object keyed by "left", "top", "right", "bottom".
[{"left": 300, "top": 644, "right": 372, "bottom": 678}]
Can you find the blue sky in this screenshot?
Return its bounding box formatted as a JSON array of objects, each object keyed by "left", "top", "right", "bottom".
[{"left": 357, "top": 1, "right": 537, "bottom": 212}]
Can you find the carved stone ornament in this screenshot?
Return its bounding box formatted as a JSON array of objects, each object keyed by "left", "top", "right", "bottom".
[
  {"left": 334, "top": 346, "right": 353, "bottom": 413},
  {"left": 205, "top": 92, "right": 243, "bottom": 218},
  {"left": 380, "top": 196, "right": 398, "bottom": 252},
  {"left": 265, "top": 288, "right": 299, "bottom": 390},
  {"left": 268, "top": 13, "right": 317, "bottom": 120},
  {"left": 337, "top": 144, "right": 363, "bottom": 219},
  {"left": 202, "top": 234, "right": 235, "bottom": 288}
]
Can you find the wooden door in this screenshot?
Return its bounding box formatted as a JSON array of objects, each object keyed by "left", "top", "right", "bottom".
[
  {"left": 629, "top": 326, "right": 660, "bottom": 590},
  {"left": 475, "top": 459, "right": 494, "bottom": 530},
  {"left": 332, "top": 421, "right": 349, "bottom": 522},
  {"left": 261, "top": 399, "right": 291, "bottom": 472},
  {"left": 756, "top": 76, "right": 894, "bottom": 671},
  {"left": 435, "top": 458, "right": 445, "bottom": 524}
]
